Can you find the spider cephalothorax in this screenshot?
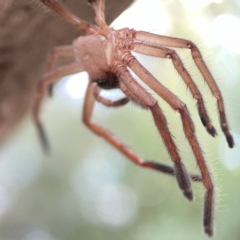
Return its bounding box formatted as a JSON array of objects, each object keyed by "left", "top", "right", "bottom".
[{"left": 33, "top": 0, "right": 234, "bottom": 237}]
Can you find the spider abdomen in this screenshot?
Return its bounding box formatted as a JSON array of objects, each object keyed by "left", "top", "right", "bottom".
[{"left": 94, "top": 71, "right": 119, "bottom": 89}]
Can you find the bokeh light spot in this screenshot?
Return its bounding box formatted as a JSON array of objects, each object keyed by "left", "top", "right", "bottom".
[
  {"left": 179, "top": 0, "right": 220, "bottom": 9},
  {"left": 22, "top": 230, "right": 56, "bottom": 240},
  {"left": 111, "top": 0, "right": 171, "bottom": 34},
  {"left": 96, "top": 185, "right": 138, "bottom": 227},
  {"left": 211, "top": 14, "right": 240, "bottom": 53},
  {"left": 65, "top": 72, "right": 88, "bottom": 99},
  {"left": 0, "top": 138, "right": 42, "bottom": 189},
  {"left": 72, "top": 150, "right": 126, "bottom": 199},
  {"left": 0, "top": 186, "right": 9, "bottom": 215}
]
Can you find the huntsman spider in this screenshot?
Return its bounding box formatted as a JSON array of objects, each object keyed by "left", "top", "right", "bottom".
[{"left": 33, "top": 0, "right": 234, "bottom": 237}]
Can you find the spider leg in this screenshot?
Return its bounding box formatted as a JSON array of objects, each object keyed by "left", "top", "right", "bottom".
[
  {"left": 40, "top": 0, "right": 98, "bottom": 34},
  {"left": 116, "top": 66, "right": 198, "bottom": 200},
  {"left": 93, "top": 85, "right": 129, "bottom": 107},
  {"left": 130, "top": 41, "right": 217, "bottom": 137},
  {"left": 33, "top": 62, "right": 83, "bottom": 153},
  {"left": 88, "top": 0, "right": 107, "bottom": 30},
  {"left": 134, "top": 30, "right": 234, "bottom": 148},
  {"left": 46, "top": 46, "right": 74, "bottom": 72},
  {"left": 43, "top": 45, "right": 74, "bottom": 96},
  {"left": 121, "top": 53, "right": 214, "bottom": 236},
  {"left": 83, "top": 81, "right": 202, "bottom": 182}
]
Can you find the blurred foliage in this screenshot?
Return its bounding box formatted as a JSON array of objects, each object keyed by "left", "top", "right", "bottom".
[{"left": 0, "top": 0, "right": 240, "bottom": 239}]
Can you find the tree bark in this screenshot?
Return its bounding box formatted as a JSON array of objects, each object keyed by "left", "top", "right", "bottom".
[{"left": 0, "top": 0, "right": 133, "bottom": 142}]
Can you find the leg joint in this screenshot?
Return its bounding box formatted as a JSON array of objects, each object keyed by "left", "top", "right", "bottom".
[
  {"left": 166, "top": 50, "right": 177, "bottom": 59},
  {"left": 148, "top": 99, "right": 158, "bottom": 109},
  {"left": 177, "top": 103, "right": 187, "bottom": 113},
  {"left": 82, "top": 115, "right": 91, "bottom": 126}
]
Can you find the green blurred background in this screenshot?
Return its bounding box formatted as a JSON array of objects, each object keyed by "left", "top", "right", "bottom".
[{"left": 0, "top": 0, "right": 240, "bottom": 239}]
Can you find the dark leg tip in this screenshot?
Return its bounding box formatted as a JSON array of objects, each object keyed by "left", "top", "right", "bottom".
[
  {"left": 48, "top": 84, "right": 54, "bottom": 97},
  {"left": 190, "top": 174, "right": 203, "bottom": 182},
  {"left": 204, "top": 225, "right": 214, "bottom": 237},
  {"left": 227, "top": 133, "right": 234, "bottom": 148},
  {"left": 206, "top": 125, "right": 217, "bottom": 137},
  {"left": 36, "top": 122, "right": 51, "bottom": 154},
  {"left": 174, "top": 163, "right": 194, "bottom": 201},
  {"left": 183, "top": 189, "right": 194, "bottom": 201},
  {"left": 198, "top": 105, "right": 217, "bottom": 137},
  {"left": 204, "top": 191, "right": 214, "bottom": 238}
]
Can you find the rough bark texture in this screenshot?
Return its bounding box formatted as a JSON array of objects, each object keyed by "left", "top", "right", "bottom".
[{"left": 0, "top": 0, "right": 133, "bottom": 143}]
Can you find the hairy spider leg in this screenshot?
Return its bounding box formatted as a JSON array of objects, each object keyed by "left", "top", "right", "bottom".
[
  {"left": 115, "top": 63, "right": 197, "bottom": 200},
  {"left": 88, "top": 0, "right": 107, "bottom": 31},
  {"left": 40, "top": 0, "right": 99, "bottom": 34},
  {"left": 128, "top": 40, "right": 217, "bottom": 137},
  {"left": 83, "top": 81, "right": 202, "bottom": 182},
  {"left": 134, "top": 30, "right": 234, "bottom": 148},
  {"left": 41, "top": 45, "right": 75, "bottom": 96},
  {"left": 121, "top": 51, "right": 214, "bottom": 236},
  {"left": 93, "top": 85, "right": 129, "bottom": 107},
  {"left": 33, "top": 62, "right": 83, "bottom": 152}
]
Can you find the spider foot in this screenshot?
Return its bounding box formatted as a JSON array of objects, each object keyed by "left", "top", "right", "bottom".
[
  {"left": 205, "top": 123, "right": 217, "bottom": 137},
  {"left": 205, "top": 225, "right": 214, "bottom": 238},
  {"left": 174, "top": 162, "right": 193, "bottom": 201},
  {"left": 204, "top": 191, "right": 214, "bottom": 237},
  {"left": 143, "top": 161, "right": 175, "bottom": 175},
  {"left": 143, "top": 161, "right": 202, "bottom": 183},
  {"left": 226, "top": 132, "right": 234, "bottom": 148},
  {"left": 48, "top": 84, "right": 54, "bottom": 97},
  {"left": 198, "top": 105, "right": 217, "bottom": 137},
  {"left": 36, "top": 122, "right": 51, "bottom": 154},
  {"left": 219, "top": 112, "right": 234, "bottom": 148}
]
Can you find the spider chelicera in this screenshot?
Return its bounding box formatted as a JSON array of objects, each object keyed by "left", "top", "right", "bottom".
[{"left": 33, "top": 0, "right": 234, "bottom": 236}]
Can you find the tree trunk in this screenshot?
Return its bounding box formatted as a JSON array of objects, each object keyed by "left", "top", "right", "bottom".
[{"left": 0, "top": 0, "right": 133, "bottom": 143}]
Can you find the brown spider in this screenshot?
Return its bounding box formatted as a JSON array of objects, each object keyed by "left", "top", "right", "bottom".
[{"left": 33, "top": 0, "right": 234, "bottom": 237}]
